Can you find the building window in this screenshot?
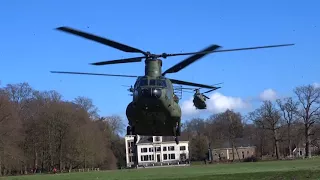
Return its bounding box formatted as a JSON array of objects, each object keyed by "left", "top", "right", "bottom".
[
  {"left": 141, "top": 148, "right": 147, "bottom": 153},
  {"left": 163, "top": 146, "right": 167, "bottom": 151},
  {"left": 163, "top": 154, "right": 167, "bottom": 160},
  {"left": 148, "top": 155, "right": 154, "bottom": 161},
  {"left": 129, "top": 156, "right": 133, "bottom": 162},
  {"left": 247, "top": 151, "right": 249, "bottom": 154},
  {"left": 149, "top": 148, "right": 153, "bottom": 152},
  {"left": 155, "top": 136, "right": 160, "bottom": 141},
  {"left": 141, "top": 155, "right": 149, "bottom": 161},
  {"left": 169, "top": 154, "right": 175, "bottom": 159},
  {"left": 156, "top": 147, "right": 161, "bottom": 152},
  {"left": 180, "top": 146, "right": 186, "bottom": 151},
  {"left": 128, "top": 141, "right": 134, "bottom": 148},
  {"left": 168, "top": 146, "right": 175, "bottom": 151}
]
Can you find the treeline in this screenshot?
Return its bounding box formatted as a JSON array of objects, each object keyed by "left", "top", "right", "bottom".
[
  {"left": 0, "top": 82, "right": 319, "bottom": 176},
  {"left": 0, "top": 82, "right": 126, "bottom": 176},
  {"left": 182, "top": 84, "right": 320, "bottom": 161}
]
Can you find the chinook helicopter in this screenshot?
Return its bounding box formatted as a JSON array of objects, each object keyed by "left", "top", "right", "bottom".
[
  {"left": 178, "top": 85, "right": 223, "bottom": 109},
  {"left": 50, "top": 26, "right": 294, "bottom": 144}
]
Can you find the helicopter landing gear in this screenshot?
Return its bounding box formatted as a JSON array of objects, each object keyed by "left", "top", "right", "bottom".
[
  {"left": 127, "top": 125, "right": 136, "bottom": 135},
  {"left": 174, "top": 121, "right": 181, "bottom": 145},
  {"left": 134, "top": 135, "right": 138, "bottom": 145},
  {"left": 126, "top": 126, "right": 132, "bottom": 135},
  {"left": 127, "top": 125, "right": 139, "bottom": 145},
  {"left": 175, "top": 136, "right": 179, "bottom": 145}
]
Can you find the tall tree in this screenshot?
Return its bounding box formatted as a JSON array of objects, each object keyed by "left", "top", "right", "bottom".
[
  {"left": 73, "top": 96, "right": 99, "bottom": 120},
  {"left": 276, "top": 97, "right": 299, "bottom": 157},
  {"left": 211, "top": 110, "right": 243, "bottom": 161},
  {"left": 294, "top": 84, "right": 320, "bottom": 158},
  {"left": 249, "top": 101, "right": 282, "bottom": 159}
]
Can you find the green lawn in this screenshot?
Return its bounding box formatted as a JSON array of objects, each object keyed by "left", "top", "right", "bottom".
[{"left": 2, "top": 158, "right": 320, "bottom": 180}]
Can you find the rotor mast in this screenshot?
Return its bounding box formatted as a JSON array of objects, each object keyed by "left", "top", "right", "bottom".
[{"left": 145, "top": 57, "right": 162, "bottom": 78}]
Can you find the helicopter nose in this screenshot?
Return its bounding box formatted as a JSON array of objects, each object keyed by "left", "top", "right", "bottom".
[{"left": 141, "top": 88, "right": 162, "bottom": 98}]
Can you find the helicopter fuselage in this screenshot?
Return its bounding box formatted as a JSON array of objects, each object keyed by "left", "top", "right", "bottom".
[
  {"left": 126, "top": 75, "right": 181, "bottom": 136},
  {"left": 193, "top": 94, "right": 207, "bottom": 109}
]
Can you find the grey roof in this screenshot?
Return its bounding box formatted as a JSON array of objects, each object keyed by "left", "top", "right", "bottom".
[
  {"left": 137, "top": 136, "right": 188, "bottom": 144},
  {"left": 219, "top": 138, "right": 254, "bottom": 148},
  {"left": 138, "top": 136, "right": 153, "bottom": 144}
]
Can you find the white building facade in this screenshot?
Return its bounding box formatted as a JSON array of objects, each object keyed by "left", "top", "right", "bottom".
[{"left": 125, "top": 135, "right": 189, "bottom": 168}]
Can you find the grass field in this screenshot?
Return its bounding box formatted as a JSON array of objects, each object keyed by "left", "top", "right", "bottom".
[{"left": 2, "top": 158, "right": 320, "bottom": 180}]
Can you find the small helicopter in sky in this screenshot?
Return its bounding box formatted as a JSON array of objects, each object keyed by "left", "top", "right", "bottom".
[
  {"left": 50, "top": 26, "right": 294, "bottom": 144},
  {"left": 177, "top": 84, "right": 223, "bottom": 109}
]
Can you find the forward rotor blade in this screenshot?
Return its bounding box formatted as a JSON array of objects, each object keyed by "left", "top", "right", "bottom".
[
  {"left": 90, "top": 56, "right": 145, "bottom": 65},
  {"left": 162, "top": 45, "right": 221, "bottom": 76},
  {"left": 56, "top": 26, "right": 147, "bottom": 54},
  {"left": 169, "top": 78, "right": 221, "bottom": 89},
  {"left": 163, "top": 43, "right": 294, "bottom": 58},
  {"left": 50, "top": 71, "right": 139, "bottom": 78}
]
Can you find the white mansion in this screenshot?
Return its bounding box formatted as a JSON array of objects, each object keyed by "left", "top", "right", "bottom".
[{"left": 125, "top": 135, "right": 190, "bottom": 168}]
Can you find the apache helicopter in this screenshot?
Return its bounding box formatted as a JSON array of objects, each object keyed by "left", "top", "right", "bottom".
[{"left": 50, "top": 26, "right": 294, "bottom": 144}]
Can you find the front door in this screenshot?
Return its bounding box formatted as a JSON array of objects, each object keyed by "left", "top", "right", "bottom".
[{"left": 157, "top": 154, "right": 160, "bottom": 162}]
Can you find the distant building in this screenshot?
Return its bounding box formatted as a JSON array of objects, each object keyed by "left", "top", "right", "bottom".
[
  {"left": 292, "top": 143, "right": 319, "bottom": 158},
  {"left": 211, "top": 138, "right": 256, "bottom": 162},
  {"left": 125, "top": 135, "right": 190, "bottom": 168}
]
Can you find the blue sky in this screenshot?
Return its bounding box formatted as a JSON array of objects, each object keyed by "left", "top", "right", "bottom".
[{"left": 1, "top": 0, "right": 319, "bottom": 122}]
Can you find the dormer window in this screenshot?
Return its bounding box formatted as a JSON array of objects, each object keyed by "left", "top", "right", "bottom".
[{"left": 155, "top": 136, "right": 160, "bottom": 141}]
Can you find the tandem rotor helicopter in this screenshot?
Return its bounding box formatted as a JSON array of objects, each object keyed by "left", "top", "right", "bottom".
[{"left": 51, "top": 26, "right": 294, "bottom": 144}]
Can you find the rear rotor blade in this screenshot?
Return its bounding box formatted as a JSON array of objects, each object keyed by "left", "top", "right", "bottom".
[
  {"left": 162, "top": 45, "right": 221, "bottom": 76},
  {"left": 203, "top": 94, "right": 210, "bottom": 99},
  {"left": 213, "top": 44, "right": 295, "bottom": 53},
  {"left": 90, "top": 56, "right": 145, "bottom": 65},
  {"left": 56, "top": 26, "right": 147, "bottom": 54},
  {"left": 169, "top": 78, "right": 221, "bottom": 89},
  {"left": 179, "top": 82, "right": 224, "bottom": 91},
  {"left": 163, "top": 43, "right": 294, "bottom": 58},
  {"left": 50, "top": 71, "right": 139, "bottom": 78},
  {"left": 203, "top": 89, "right": 216, "bottom": 94}
]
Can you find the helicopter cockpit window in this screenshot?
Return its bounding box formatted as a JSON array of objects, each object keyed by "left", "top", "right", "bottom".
[
  {"left": 148, "top": 79, "right": 166, "bottom": 87},
  {"left": 139, "top": 79, "right": 148, "bottom": 87},
  {"left": 157, "top": 80, "right": 166, "bottom": 87},
  {"left": 149, "top": 79, "right": 156, "bottom": 86}
]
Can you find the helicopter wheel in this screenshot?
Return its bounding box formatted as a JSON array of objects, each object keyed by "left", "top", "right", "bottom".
[
  {"left": 175, "top": 136, "right": 179, "bottom": 145},
  {"left": 126, "top": 126, "right": 132, "bottom": 135},
  {"left": 173, "top": 121, "right": 180, "bottom": 145},
  {"left": 134, "top": 135, "right": 138, "bottom": 145},
  {"left": 176, "top": 121, "right": 181, "bottom": 136}
]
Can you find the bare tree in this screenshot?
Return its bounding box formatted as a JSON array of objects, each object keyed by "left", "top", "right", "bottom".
[
  {"left": 0, "top": 92, "right": 22, "bottom": 176},
  {"left": 276, "top": 97, "right": 299, "bottom": 157},
  {"left": 294, "top": 84, "right": 320, "bottom": 158},
  {"left": 73, "top": 96, "right": 99, "bottom": 120},
  {"left": 212, "top": 110, "right": 243, "bottom": 161},
  {"left": 249, "top": 101, "right": 282, "bottom": 159}
]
